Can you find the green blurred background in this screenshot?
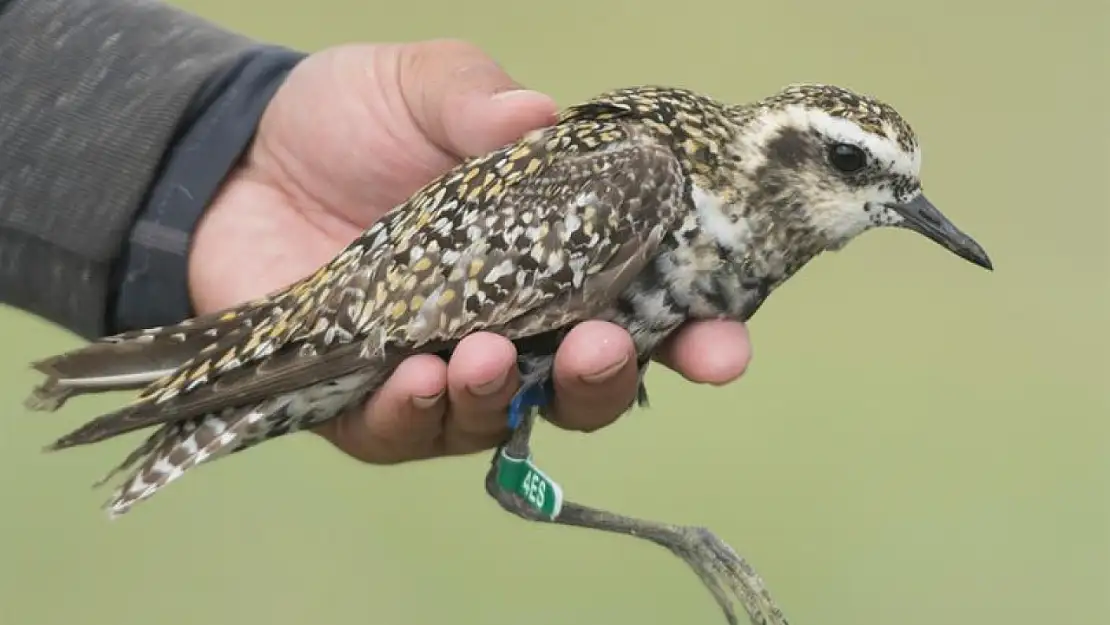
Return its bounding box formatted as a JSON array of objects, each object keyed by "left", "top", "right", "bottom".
[{"left": 1, "top": 1, "right": 1107, "bottom": 624}]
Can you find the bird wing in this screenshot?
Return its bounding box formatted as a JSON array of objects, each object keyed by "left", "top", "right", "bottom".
[
  {"left": 46, "top": 122, "right": 689, "bottom": 450},
  {"left": 24, "top": 294, "right": 287, "bottom": 411}
]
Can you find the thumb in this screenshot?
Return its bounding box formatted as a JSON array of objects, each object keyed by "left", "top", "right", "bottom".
[{"left": 395, "top": 39, "right": 559, "bottom": 158}]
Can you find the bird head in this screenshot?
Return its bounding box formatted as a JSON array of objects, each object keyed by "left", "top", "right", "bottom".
[{"left": 733, "top": 83, "right": 992, "bottom": 270}]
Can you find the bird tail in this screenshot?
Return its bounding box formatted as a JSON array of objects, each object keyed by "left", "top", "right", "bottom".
[
  {"left": 102, "top": 398, "right": 285, "bottom": 518},
  {"left": 24, "top": 300, "right": 275, "bottom": 412}
]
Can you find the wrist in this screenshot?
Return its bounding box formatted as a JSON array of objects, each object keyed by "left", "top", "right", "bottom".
[{"left": 110, "top": 44, "right": 305, "bottom": 334}]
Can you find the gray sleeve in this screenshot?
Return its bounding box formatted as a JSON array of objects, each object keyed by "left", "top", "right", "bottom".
[{"left": 0, "top": 0, "right": 255, "bottom": 339}]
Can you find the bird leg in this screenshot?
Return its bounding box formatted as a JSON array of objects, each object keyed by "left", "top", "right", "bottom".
[{"left": 485, "top": 401, "right": 792, "bottom": 625}]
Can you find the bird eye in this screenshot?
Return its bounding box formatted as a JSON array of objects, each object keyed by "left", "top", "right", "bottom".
[{"left": 828, "top": 143, "right": 867, "bottom": 173}]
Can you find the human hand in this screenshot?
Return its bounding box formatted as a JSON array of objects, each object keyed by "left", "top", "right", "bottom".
[{"left": 188, "top": 40, "right": 753, "bottom": 464}]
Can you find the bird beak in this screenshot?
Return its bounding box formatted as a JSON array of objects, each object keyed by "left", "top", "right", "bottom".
[{"left": 887, "top": 194, "right": 993, "bottom": 271}]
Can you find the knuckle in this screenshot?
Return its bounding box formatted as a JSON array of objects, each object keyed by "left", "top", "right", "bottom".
[
  {"left": 444, "top": 429, "right": 505, "bottom": 456},
  {"left": 549, "top": 400, "right": 624, "bottom": 433},
  {"left": 404, "top": 38, "right": 495, "bottom": 76},
  {"left": 447, "top": 390, "right": 513, "bottom": 435},
  {"left": 427, "top": 38, "right": 489, "bottom": 59}
]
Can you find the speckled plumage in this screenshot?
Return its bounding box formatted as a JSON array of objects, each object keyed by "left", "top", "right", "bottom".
[
  {"left": 38, "top": 110, "right": 694, "bottom": 510},
  {"left": 36, "top": 86, "right": 748, "bottom": 503},
  {"left": 26, "top": 82, "right": 992, "bottom": 625}
]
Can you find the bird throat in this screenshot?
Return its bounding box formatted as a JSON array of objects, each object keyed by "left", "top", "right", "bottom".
[{"left": 647, "top": 183, "right": 825, "bottom": 324}]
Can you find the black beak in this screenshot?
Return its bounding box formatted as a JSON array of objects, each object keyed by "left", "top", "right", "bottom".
[{"left": 887, "top": 194, "right": 993, "bottom": 271}]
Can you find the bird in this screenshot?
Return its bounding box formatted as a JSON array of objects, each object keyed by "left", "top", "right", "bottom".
[{"left": 24, "top": 82, "right": 993, "bottom": 625}]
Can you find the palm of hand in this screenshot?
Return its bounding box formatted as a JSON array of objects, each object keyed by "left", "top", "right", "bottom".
[
  {"left": 190, "top": 44, "right": 540, "bottom": 311},
  {"left": 186, "top": 41, "right": 752, "bottom": 465}
]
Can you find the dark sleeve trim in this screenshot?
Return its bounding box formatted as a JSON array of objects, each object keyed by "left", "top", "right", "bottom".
[
  {"left": 0, "top": 0, "right": 256, "bottom": 339},
  {"left": 110, "top": 45, "right": 307, "bottom": 334}
]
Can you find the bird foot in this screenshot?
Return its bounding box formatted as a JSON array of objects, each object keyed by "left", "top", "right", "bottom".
[
  {"left": 656, "top": 524, "right": 791, "bottom": 625},
  {"left": 483, "top": 413, "right": 791, "bottom": 625}
]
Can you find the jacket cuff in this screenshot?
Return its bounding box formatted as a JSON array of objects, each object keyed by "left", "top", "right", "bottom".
[
  {"left": 110, "top": 45, "right": 306, "bottom": 334},
  {"left": 0, "top": 0, "right": 255, "bottom": 339}
]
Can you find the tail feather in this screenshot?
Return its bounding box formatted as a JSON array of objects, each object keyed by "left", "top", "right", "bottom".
[
  {"left": 91, "top": 423, "right": 181, "bottom": 489},
  {"left": 97, "top": 369, "right": 382, "bottom": 516},
  {"left": 104, "top": 399, "right": 283, "bottom": 518},
  {"left": 25, "top": 301, "right": 274, "bottom": 412}
]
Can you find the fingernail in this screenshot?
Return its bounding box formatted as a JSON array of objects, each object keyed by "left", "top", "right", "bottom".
[
  {"left": 580, "top": 354, "right": 630, "bottom": 385},
  {"left": 412, "top": 392, "right": 444, "bottom": 410},
  {"left": 468, "top": 369, "right": 509, "bottom": 397},
  {"left": 491, "top": 88, "right": 547, "bottom": 103}
]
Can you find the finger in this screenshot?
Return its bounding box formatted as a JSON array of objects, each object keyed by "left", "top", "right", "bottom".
[
  {"left": 548, "top": 321, "right": 640, "bottom": 432},
  {"left": 396, "top": 39, "right": 559, "bottom": 158},
  {"left": 654, "top": 320, "right": 752, "bottom": 385},
  {"left": 441, "top": 333, "right": 520, "bottom": 456},
  {"left": 313, "top": 354, "right": 448, "bottom": 464}
]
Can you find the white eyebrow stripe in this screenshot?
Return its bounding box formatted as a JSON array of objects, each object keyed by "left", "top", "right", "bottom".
[{"left": 776, "top": 105, "right": 921, "bottom": 178}]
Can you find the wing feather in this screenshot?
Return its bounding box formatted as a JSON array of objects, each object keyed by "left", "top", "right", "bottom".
[
  {"left": 46, "top": 122, "right": 688, "bottom": 450},
  {"left": 24, "top": 296, "right": 282, "bottom": 411}
]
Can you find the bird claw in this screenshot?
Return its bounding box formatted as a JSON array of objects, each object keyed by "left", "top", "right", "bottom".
[
  {"left": 664, "top": 526, "right": 790, "bottom": 625},
  {"left": 489, "top": 404, "right": 790, "bottom": 625}
]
